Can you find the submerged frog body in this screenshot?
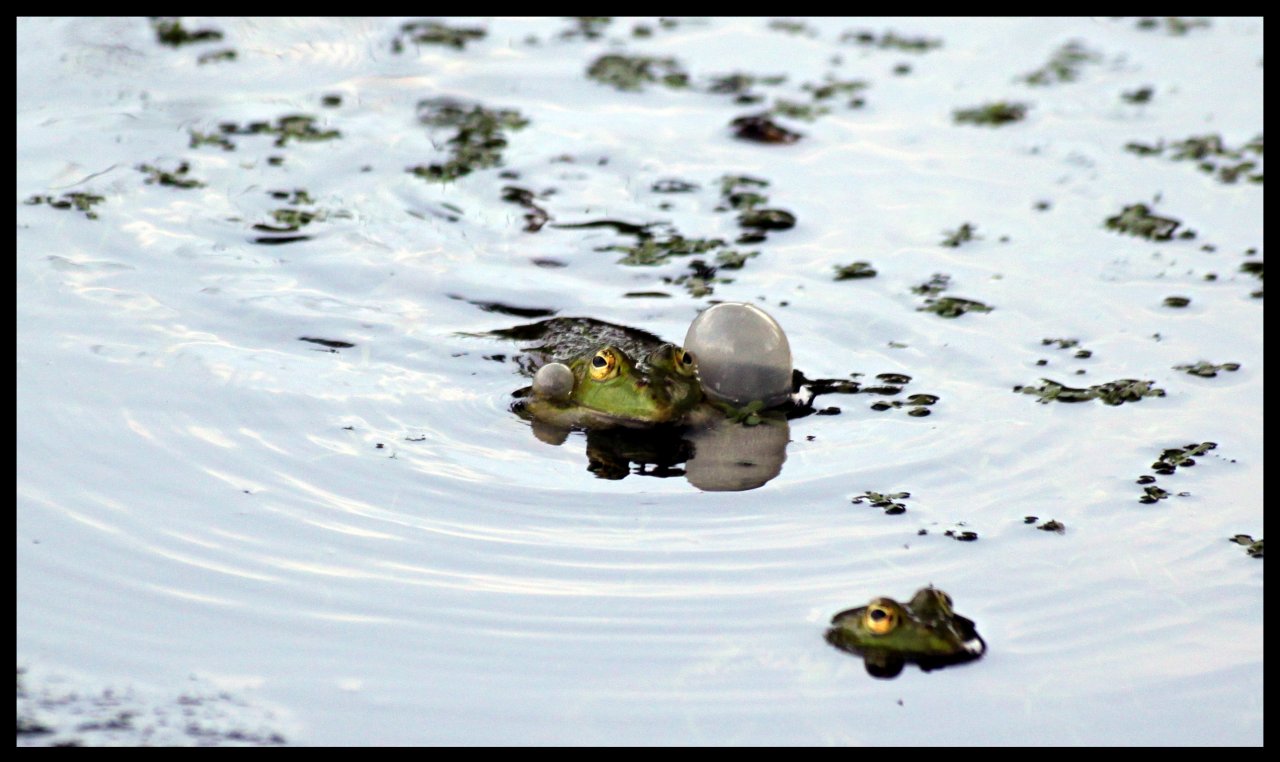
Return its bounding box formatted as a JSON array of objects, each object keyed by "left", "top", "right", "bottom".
[
  {"left": 520, "top": 343, "right": 705, "bottom": 429},
  {"left": 826, "top": 587, "right": 986, "bottom": 677}
]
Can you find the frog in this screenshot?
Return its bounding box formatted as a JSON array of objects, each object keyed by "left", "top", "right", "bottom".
[
  {"left": 518, "top": 342, "right": 706, "bottom": 430},
  {"left": 825, "top": 586, "right": 986, "bottom": 678},
  {"left": 486, "top": 315, "right": 793, "bottom": 488}
]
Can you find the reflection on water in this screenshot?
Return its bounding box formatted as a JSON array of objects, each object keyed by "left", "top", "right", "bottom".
[{"left": 525, "top": 413, "right": 791, "bottom": 491}]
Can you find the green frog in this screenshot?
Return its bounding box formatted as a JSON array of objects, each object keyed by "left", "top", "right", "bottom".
[
  {"left": 825, "top": 587, "right": 986, "bottom": 677},
  {"left": 519, "top": 342, "right": 705, "bottom": 429}
]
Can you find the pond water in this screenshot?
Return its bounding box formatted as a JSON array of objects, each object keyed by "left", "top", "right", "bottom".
[{"left": 17, "top": 17, "right": 1262, "bottom": 745}]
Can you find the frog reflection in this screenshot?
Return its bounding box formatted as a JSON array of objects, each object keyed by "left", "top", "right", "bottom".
[{"left": 825, "top": 587, "right": 986, "bottom": 678}]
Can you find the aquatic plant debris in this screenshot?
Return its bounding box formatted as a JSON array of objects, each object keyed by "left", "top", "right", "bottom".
[
  {"left": 918, "top": 296, "right": 993, "bottom": 318},
  {"left": 1151, "top": 441, "right": 1217, "bottom": 474},
  {"left": 1023, "top": 518, "right": 1066, "bottom": 533},
  {"left": 392, "top": 19, "right": 486, "bottom": 52},
  {"left": 197, "top": 48, "right": 237, "bottom": 65},
  {"left": 501, "top": 186, "right": 551, "bottom": 232},
  {"left": 409, "top": 98, "right": 528, "bottom": 182},
  {"left": 703, "top": 72, "right": 786, "bottom": 104},
  {"left": 787, "top": 370, "right": 936, "bottom": 419},
  {"left": 767, "top": 19, "right": 818, "bottom": 37},
  {"left": 137, "top": 161, "right": 204, "bottom": 189},
  {"left": 586, "top": 54, "right": 690, "bottom": 92},
  {"left": 1229, "top": 535, "right": 1263, "bottom": 558},
  {"left": 1022, "top": 41, "right": 1101, "bottom": 86},
  {"left": 840, "top": 29, "right": 942, "bottom": 53},
  {"left": 1014, "top": 378, "right": 1166, "bottom": 406},
  {"left": 1124, "top": 133, "right": 1263, "bottom": 185},
  {"left": 1136, "top": 442, "right": 1219, "bottom": 504},
  {"left": 940, "top": 223, "right": 979, "bottom": 247},
  {"left": 559, "top": 17, "right": 613, "bottom": 41},
  {"left": 1121, "top": 86, "right": 1154, "bottom": 104},
  {"left": 24, "top": 192, "right": 105, "bottom": 220},
  {"left": 299, "top": 337, "right": 355, "bottom": 349},
  {"left": 851, "top": 491, "right": 911, "bottom": 515},
  {"left": 868, "top": 394, "right": 937, "bottom": 417},
  {"left": 731, "top": 114, "right": 803, "bottom": 144},
  {"left": 910, "top": 273, "right": 993, "bottom": 317},
  {"left": 1134, "top": 17, "right": 1211, "bottom": 35},
  {"left": 1104, "top": 203, "right": 1189, "bottom": 241},
  {"left": 150, "top": 17, "right": 223, "bottom": 47},
  {"left": 953, "top": 102, "right": 1028, "bottom": 126},
  {"left": 191, "top": 115, "right": 341, "bottom": 151},
  {"left": 834, "top": 262, "right": 877, "bottom": 280}
]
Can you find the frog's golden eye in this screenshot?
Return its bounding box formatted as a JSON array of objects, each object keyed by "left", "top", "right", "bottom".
[
  {"left": 589, "top": 349, "right": 619, "bottom": 381},
  {"left": 674, "top": 348, "right": 696, "bottom": 376},
  {"left": 865, "top": 603, "right": 899, "bottom": 635}
]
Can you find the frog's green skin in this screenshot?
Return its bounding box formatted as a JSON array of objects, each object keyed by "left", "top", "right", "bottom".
[
  {"left": 826, "top": 587, "right": 985, "bottom": 673},
  {"left": 520, "top": 344, "right": 705, "bottom": 429}
]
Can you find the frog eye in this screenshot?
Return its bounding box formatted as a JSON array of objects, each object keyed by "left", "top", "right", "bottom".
[
  {"left": 865, "top": 603, "right": 899, "bottom": 635},
  {"left": 589, "top": 349, "right": 619, "bottom": 381},
  {"left": 674, "top": 348, "right": 697, "bottom": 376}
]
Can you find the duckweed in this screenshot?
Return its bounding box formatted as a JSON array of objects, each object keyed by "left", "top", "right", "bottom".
[
  {"left": 1139, "top": 485, "right": 1171, "bottom": 504},
  {"left": 834, "top": 262, "right": 877, "bottom": 280},
  {"left": 840, "top": 29, "right": 942, "bottom": 53},
  {"left": 1229, "top": 534, "right": 1263, "bottom": 558},
  {"left": 409, "top": 98, "right": 528, "bottom": 182},
  {"left": 1240, "top": 260, "right": 1263, "bottom": 282},
  {"left": 940, "top": 223, "right": 979, "bottom": 248},
  {"left": 501, "top": 186, "right": 550, "bottom": 232},
  {"left": 605, "top": 235, "right": 725, "bottom": 266},
  {"left": 704, "top": 72, "right": 787, "bottom": 103},
  {"left": 1125, "top": 133, "right": 1263, "bottom": 185},
  {"left": 24, "top": 191, "right": 105, "bottom": 220},
  {"left": 911, "top": 274, "right": 993, "bottom": 317},
  {"left": 1151, "top": 442, "right": 1217, "bottom": 473},
  {"left": 1104, "top": 203, "right": 1184, "bottom": 241},
  {"left": 137, "top": 161, "right": 204, "bottom": 189},
  {"left": 919, "top": 296, "right": 993, "bottom": 318},
  {"left": 851, "top": 491, "right": 911, "bottom": 515},
  {"left": 1134, "top": 17, "right": 1211, "bottom": 35},
  {"left": 586, "top": 54, "right": 690, "bottom": 91},
  {"left": 651, "top": 179, "right": 700, "bottom": 193},
  {"left": 559, "top": 17, "right": 612, "bottom": 40},
  {"left": 1022, "top": 41, "right": 1100, "bottom": 86},
  {"left": 953, "top": 101, "right": 1028, "bottom": 126},
  {"left": 1036, "top": 519, "right": 1066, "bottom": 533},
  {"left": 299, "top": 337, "right": 355, "bottom": 349},
  {"left": 196, "top": 49, "right": 237, "bottom": 65},
  {"left": 738, "top": 208, "right": 796, "bottom": 230},
  {"left": 767, "top": 19, "right": 818, "bottom": 36},
  {"left": 392, "top": 20, "right": 486, "bottom": 51},
  {"left": 151, "top": 17, "right": 223, "bottom": 47},
  {"left": 1014, "top": 378, "right": 1166, "bottom": 406},
  {"left": 192, "top": 115, "right": 341, "bottom": 151},
  {"left": 719, "top": 175, "right": 770, "bottom": 210},
  {"left": 1121, "top": 86, "right": 1155, "bottom": 104},
  {"left": 730, "top": 114, "right": 803, "bottom": 144}
]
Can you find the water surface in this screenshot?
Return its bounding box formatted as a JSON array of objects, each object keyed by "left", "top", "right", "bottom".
[{"left": 17, "top": 17, "right": 1263, "bottom": 745}]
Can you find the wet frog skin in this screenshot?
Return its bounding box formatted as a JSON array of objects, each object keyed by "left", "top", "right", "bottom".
[
  {"left": 826, "top": 587, "right": 986, "bottom": 677},
  {"left": 521, "top": 344, "right": 704, "bottom": 429}
]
